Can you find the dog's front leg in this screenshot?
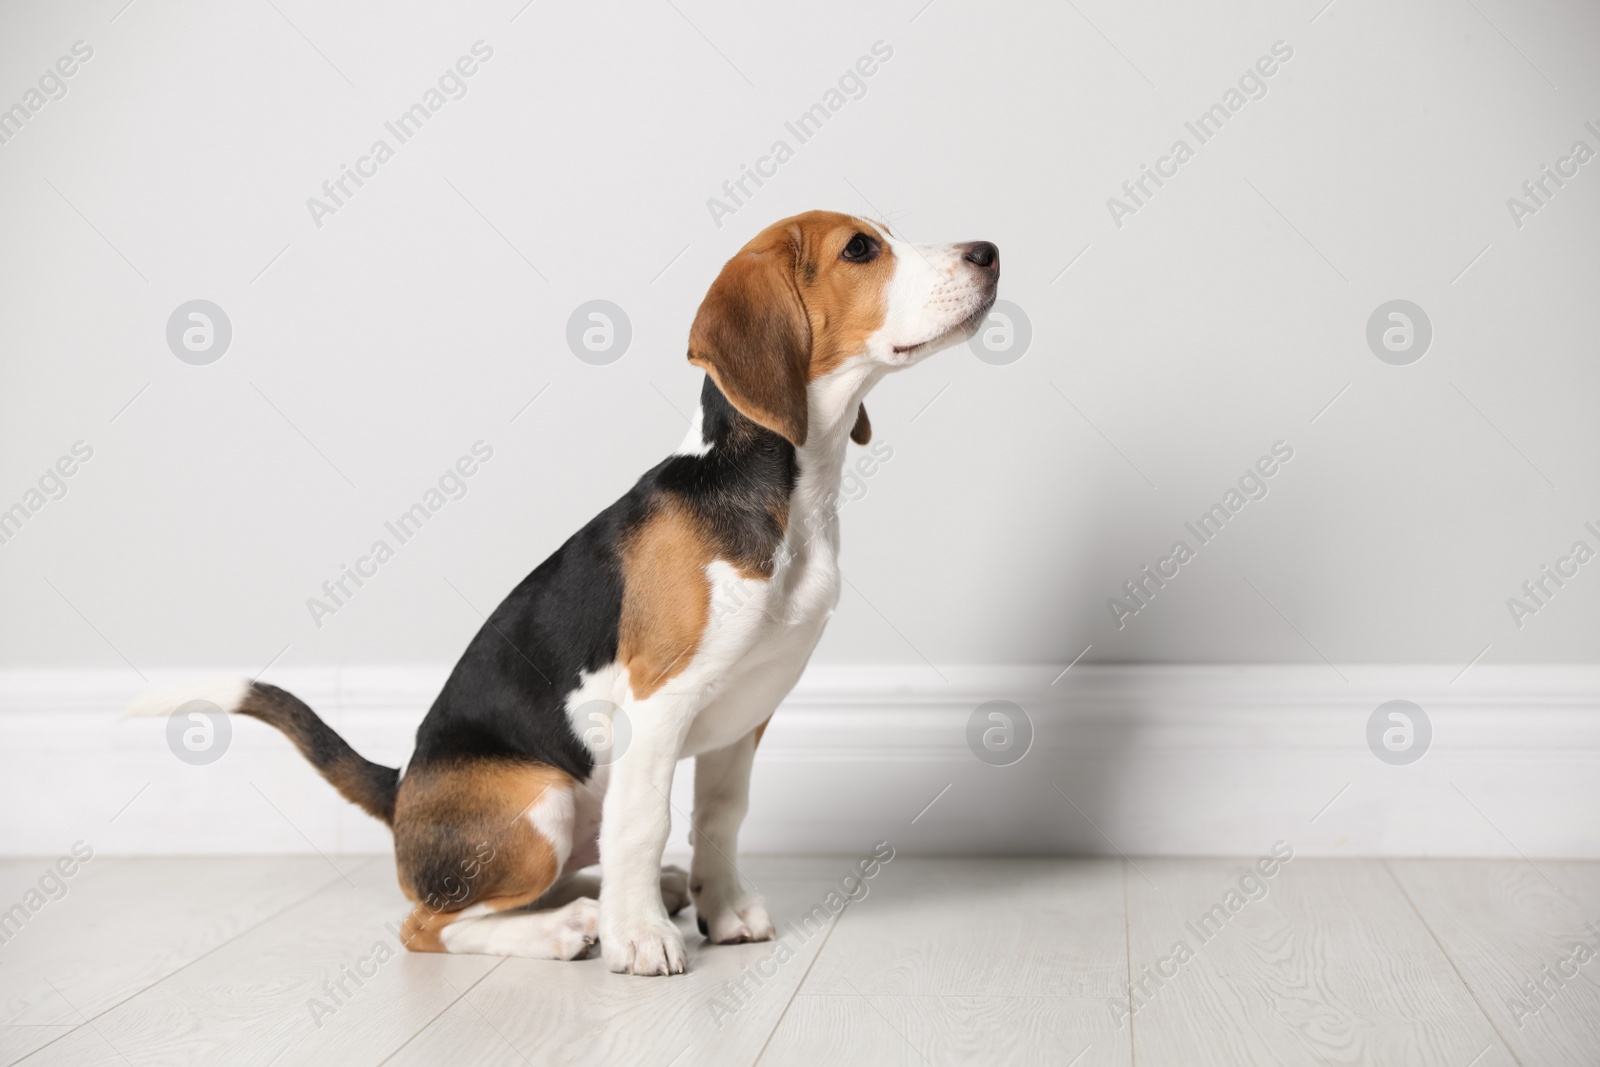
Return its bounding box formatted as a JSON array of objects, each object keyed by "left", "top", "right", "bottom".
[
  {"left": 598, "top": 696, "right": 691, "bottom": 976},
  {"left": 690, "top": 726, "right": 775, "bottom": 944}
]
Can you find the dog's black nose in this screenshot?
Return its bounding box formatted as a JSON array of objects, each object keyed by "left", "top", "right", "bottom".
[{"left": 963, "top": 241, "right": 999, "bottom": 270}]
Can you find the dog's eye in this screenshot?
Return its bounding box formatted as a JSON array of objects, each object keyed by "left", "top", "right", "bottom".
[{"left": 841, "top": 233, "right": 878, "bottom": 263}]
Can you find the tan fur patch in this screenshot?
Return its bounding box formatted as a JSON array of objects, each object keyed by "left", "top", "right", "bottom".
[
  {"left": 392, "top": 759, "right": 570, "bottom": 952},
  {"left": 789, "top": 214, "right": 894, "bottom": 381},
  {"left": 618, "top": 498, "right": 717, "bottom": 699}
]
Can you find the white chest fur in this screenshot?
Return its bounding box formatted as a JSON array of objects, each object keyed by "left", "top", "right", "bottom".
[
  {"left": 569, "top": 368, "right": 882, "bottom": 761},
  {"left": 680, "top": 455, "right": 846, "bottom": 755},
  {"left": 677, "top": 368, "right": 885, "bottom": 755}
]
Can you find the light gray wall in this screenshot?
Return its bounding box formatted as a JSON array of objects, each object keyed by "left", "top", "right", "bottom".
[{"left": 2, "top": 0, "right": 1596, "bottom": 674}]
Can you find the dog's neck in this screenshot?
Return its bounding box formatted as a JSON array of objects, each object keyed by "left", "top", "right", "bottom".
[
  {"left": 680, "top": 364, "right": 884, "bottom": 555},
  {"left": 789, "top": 363, "right": 885, "bottom": 546}
]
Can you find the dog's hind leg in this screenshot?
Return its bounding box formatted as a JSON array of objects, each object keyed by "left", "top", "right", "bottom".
[{"left": 394, "top": 759, "right": 596, "bottom": 958}]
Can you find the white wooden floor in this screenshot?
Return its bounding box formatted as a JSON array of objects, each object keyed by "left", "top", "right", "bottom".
[{"left": 1, "top": 854, "right": 1596, "bottom": 1066}]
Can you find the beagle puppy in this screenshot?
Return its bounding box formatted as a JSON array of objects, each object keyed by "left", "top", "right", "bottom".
[{"left": 130, "top": 210, "right": 999, "bottom": 976}]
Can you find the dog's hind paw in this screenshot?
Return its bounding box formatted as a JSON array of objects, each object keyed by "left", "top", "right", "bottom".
[{"left": 660, "top": 865, "right": 691, "bottom": 916}]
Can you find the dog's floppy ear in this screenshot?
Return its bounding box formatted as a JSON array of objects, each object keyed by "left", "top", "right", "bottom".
[
  {"left": 850, "top": 403, "right": 870, "bottom": 445},
  {"left": 689, "top": 236, "right": 811, "bottom": 446}
]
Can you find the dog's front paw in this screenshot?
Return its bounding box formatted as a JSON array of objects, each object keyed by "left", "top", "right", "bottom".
[
  {"left": 601, "top": 913, "right": 688, "bottom": 976},
  {"left": 693, "top": 881, "right": 776, "bottom": 944}
]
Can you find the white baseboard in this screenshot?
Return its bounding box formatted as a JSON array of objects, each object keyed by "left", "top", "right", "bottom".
[{"left": 3, "top": 664, "right": 1598, "bottom": 858}]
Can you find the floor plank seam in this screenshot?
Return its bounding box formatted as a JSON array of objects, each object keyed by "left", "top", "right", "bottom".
[
  {"left": 786, "top": 993, "right": 1128, "bottom": 999},
  {"left": 30, "top": 858, "right": 375, "bottom": 1043},
  {"left": 750, "top": 900, "right": 850, "bottom": 1067},
  {"left": 1381, "top": 858, "right": 1525, "bottom": 1067},
  {"left": 10, "top": 857, "right": 1596, "bottom": 1065},
  {"left": 8, "top": 1023, "right": 83, "bottom": 1067},
  {"left": 375, "top": 957, "right": 507, "bottom": 1067},
  {"left": 1122, "top": 856, "right": 1138, "bottom": 1067}
]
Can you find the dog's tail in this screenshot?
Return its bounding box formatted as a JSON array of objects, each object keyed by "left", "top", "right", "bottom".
[{"left": 125, "top": 678, "right": 400, "bottom": 825}]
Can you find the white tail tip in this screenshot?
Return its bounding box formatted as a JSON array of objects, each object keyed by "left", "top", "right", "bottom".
[{"left": 124, "top": 677, "right": 252, "bottom": 720}]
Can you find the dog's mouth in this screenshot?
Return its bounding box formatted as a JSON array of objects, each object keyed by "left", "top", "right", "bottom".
[{"left": 892, "top": 293, "right": 998, "bottom": 356}]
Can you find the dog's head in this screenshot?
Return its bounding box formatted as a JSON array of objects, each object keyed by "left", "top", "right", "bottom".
[{"left": 689, "top": 210, "right": 998, "bottom": 446}]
